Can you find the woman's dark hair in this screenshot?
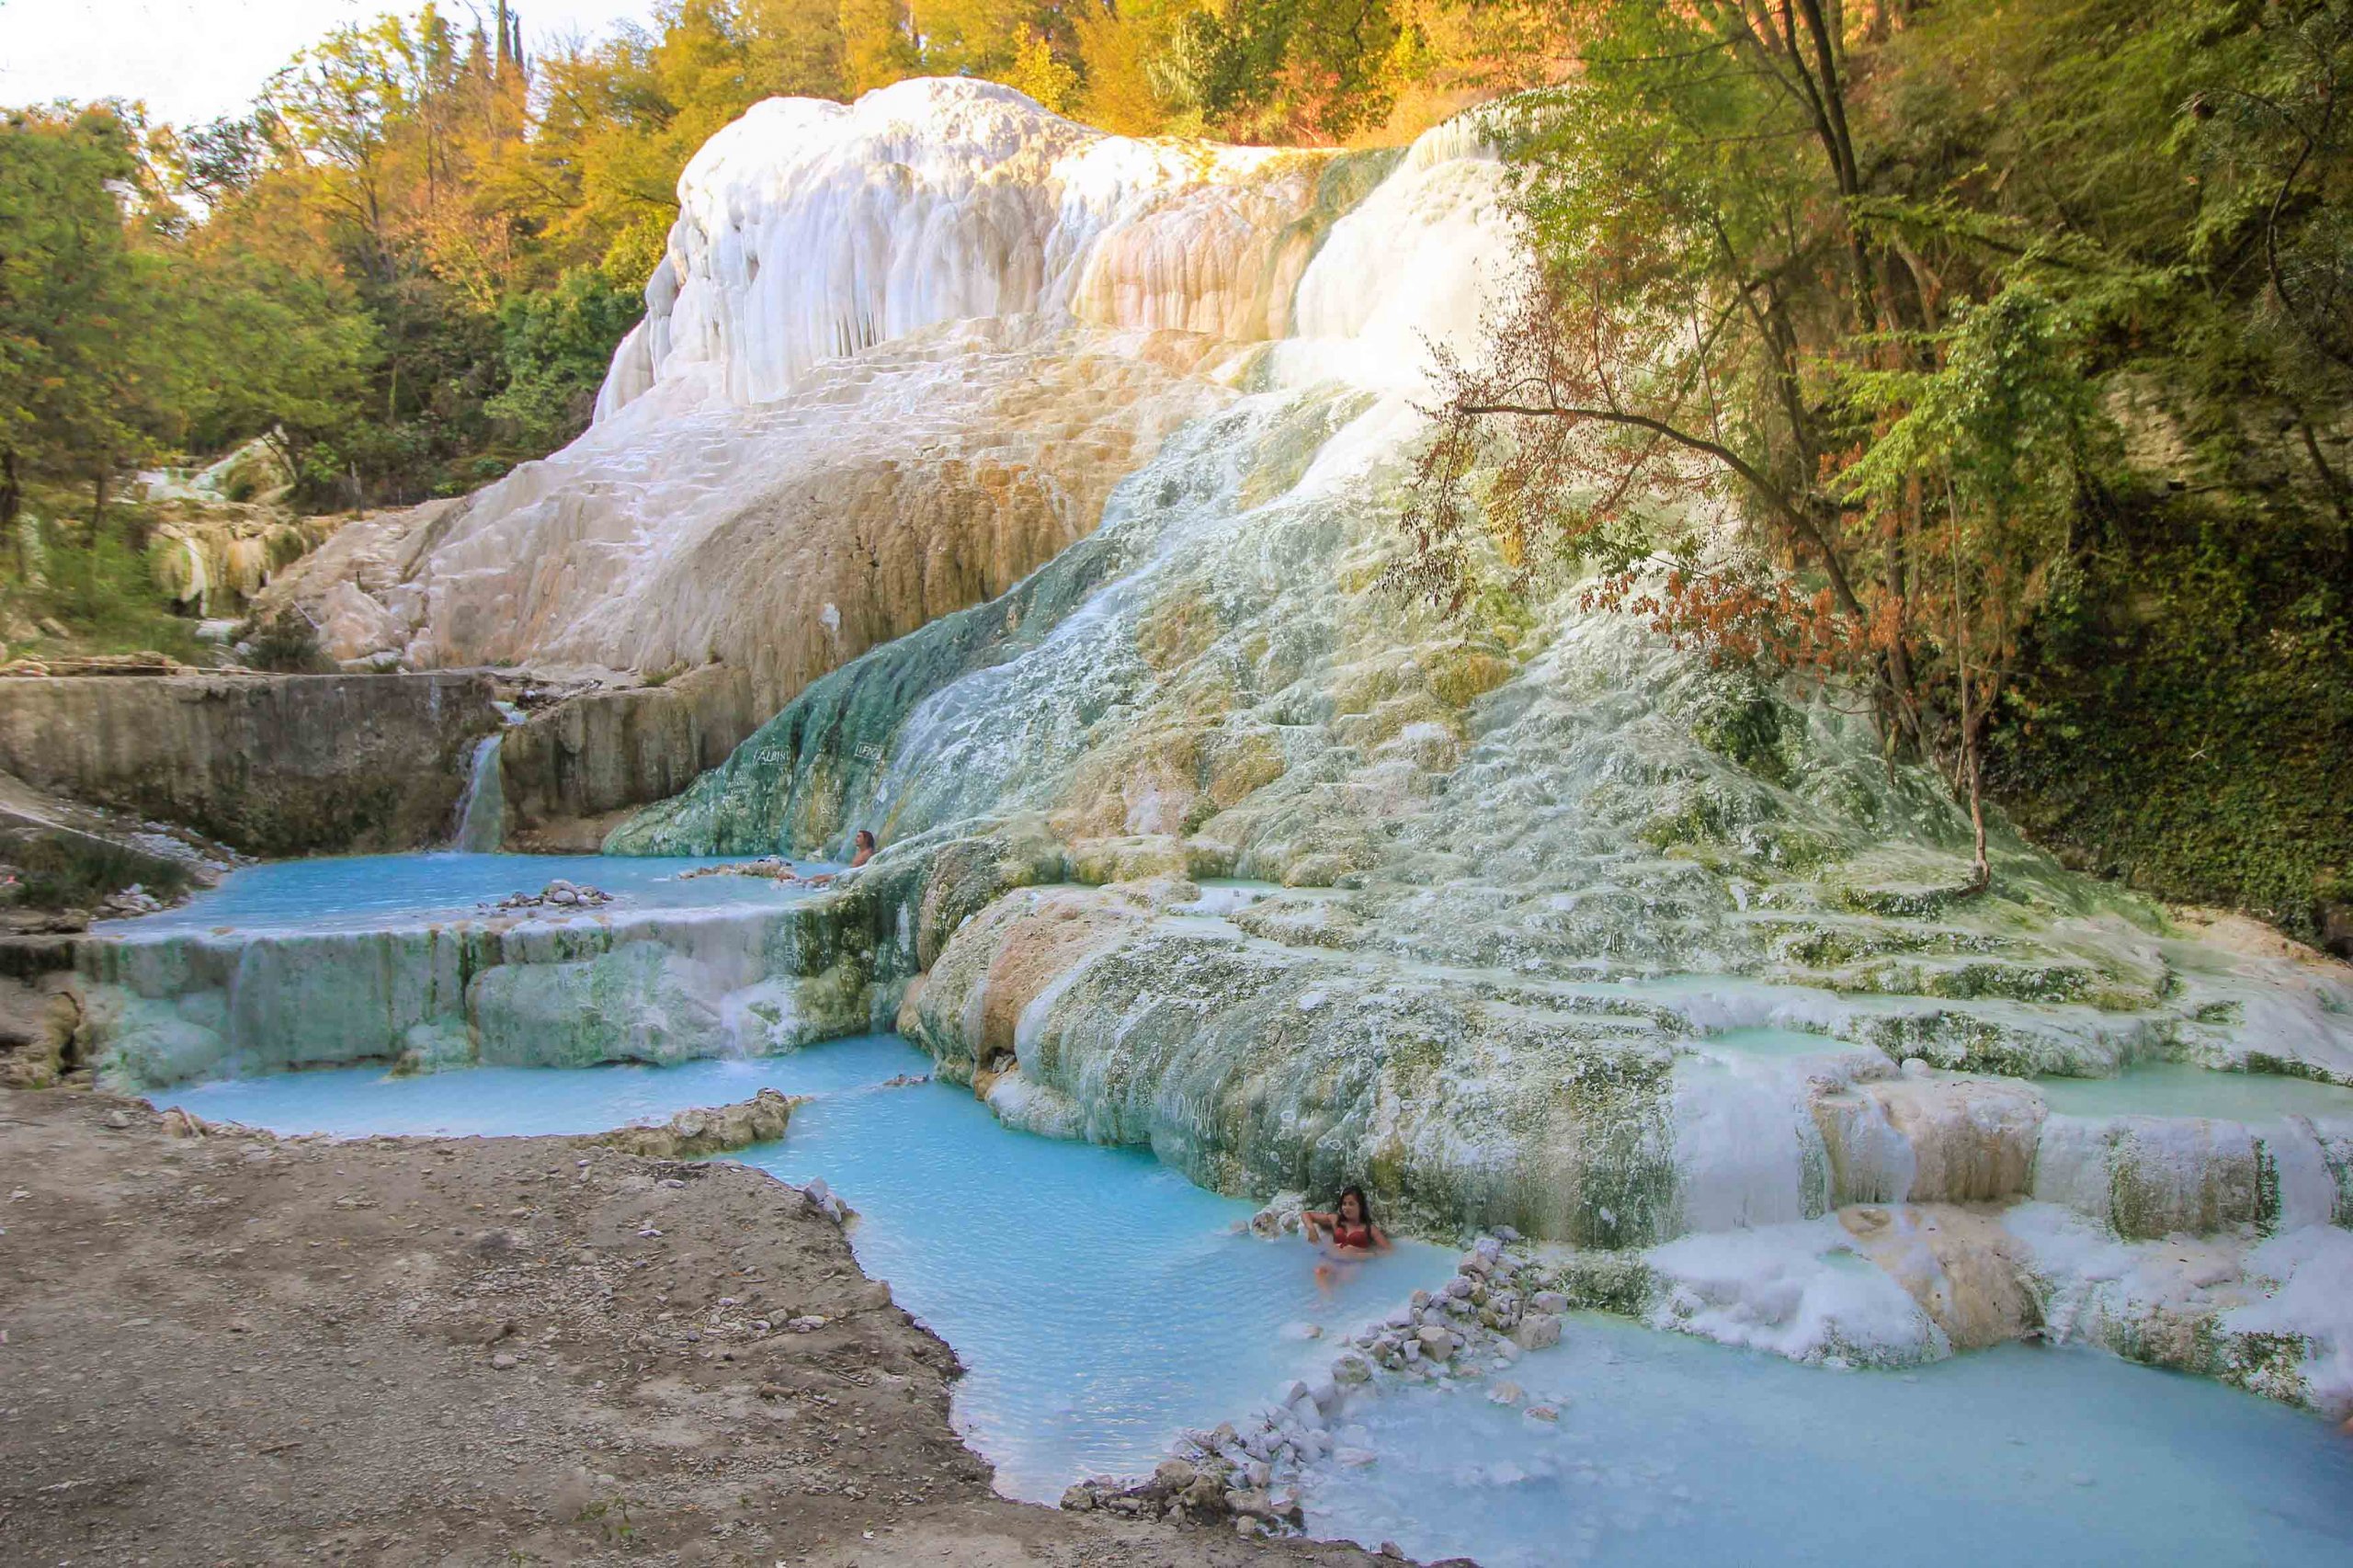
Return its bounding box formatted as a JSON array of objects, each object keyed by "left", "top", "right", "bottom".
[
  {"left": 1336, "top": 1185, "right": 1373, "bottom": 1225},
  {"left": 854, "top": 829, "right": 876, "bottom": 847}
]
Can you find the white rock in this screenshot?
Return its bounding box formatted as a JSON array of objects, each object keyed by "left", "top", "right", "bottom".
[{"left": 1512, "top": 1313, "right": 1562, "bottom": 1350}]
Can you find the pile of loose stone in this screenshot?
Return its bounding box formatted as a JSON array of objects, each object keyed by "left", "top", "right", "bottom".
[
  {"left": 1059, "top": 1224, "right": 1569, "bottom": 1540},
  {"left": 484, "top": 879, "right": 614, "bottom": 913},
  {"left": 96, "top": 883, "right": 165, "bottom": 917},
  {"left": 676, "top": 857, "right": 801, "bottom": 881}
]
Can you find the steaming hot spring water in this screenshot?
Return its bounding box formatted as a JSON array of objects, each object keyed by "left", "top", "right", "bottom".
[{"left": 119, "top": 857, "right": 2353, "bottom": 1566}]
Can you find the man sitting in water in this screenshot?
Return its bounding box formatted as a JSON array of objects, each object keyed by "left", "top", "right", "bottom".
[
  {"left": 804, "top": 829, "right": 878, "bottom": 886},
  {"left": 1302, "top": 1185, "right": 1390, "bottom": 1294}
]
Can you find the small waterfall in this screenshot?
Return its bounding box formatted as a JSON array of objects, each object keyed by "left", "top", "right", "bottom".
[{"left": 452, "top": 734, "right": 506, "bottom": 853}]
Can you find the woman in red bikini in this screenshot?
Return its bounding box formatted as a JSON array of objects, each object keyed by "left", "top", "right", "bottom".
[{"left": 1302, "top": 1185, "right": 1390, "bottom": 1293}]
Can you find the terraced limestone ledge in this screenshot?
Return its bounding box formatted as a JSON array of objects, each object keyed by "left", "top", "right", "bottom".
[
  {"left": 63, "top": 812, "right": 2353, "bottom": 1414},
  {"left": 72, "top": 898, "right": 891, "bottom": 1089},
  {"left": 638, "top": 823, "right": 2353, "bottom": 1415},
  {"left": 902, "top": 856, "right": 2353, "bottom": 1415}
]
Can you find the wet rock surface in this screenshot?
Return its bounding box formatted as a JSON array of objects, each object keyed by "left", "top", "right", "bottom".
[
  {"left": 0, "top": 1087, "right": 1384, "bottom": 1566},
  {"left": 0, "top": 672, "right": 501, "bottom": 856},
  {"left": 498, "top": 665, "right": 766, "bottom": 853},
  {"left": 485, "top": 878, "right": 617, "bottom": 913},
  {"left": 0, "top": 767, "right": 233, "bottom": 921},
  {"left": 573, "top": 1087, "right": 799, "bottom": 1160}
]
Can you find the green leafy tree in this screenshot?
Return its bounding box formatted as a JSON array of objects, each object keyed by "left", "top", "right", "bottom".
[
  {"left": 0, "top": 106, "right": 156, "bottom": 544},
  {"left": 1399, "top": 0, "right": 2353, "bottom": 920},
  {"left": 486, "top": 266, "right": 644, "bottom": 451}
]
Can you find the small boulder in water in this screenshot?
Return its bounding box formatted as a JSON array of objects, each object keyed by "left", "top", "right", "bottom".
[
  {"left": 488, "top": 880, "right": 615, "bottom": 914},
  {"left": 1248, "top": 1190, "right": 1306, "bottom": 1238},
  {"left": 677, "top": 855, "right": 800, "bottom": 882},
  {"left": 1512, "top": 1312, "right": 1563, "bottom": 1351}
]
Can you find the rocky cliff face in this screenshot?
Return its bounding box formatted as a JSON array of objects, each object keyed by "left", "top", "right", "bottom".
[
  {"left": 498, "top": 665, "right": 764, "bottom": 850},
  {"left": 0, "top": 673, "right": 500, "bottom": 855}
]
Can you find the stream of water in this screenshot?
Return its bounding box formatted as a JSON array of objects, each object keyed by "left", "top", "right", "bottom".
[{"left": 153, "top": 1030, "right": 2353, "bottom": 1562}]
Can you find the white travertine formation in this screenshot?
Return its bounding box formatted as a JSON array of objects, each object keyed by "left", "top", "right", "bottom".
[
  {"left": 265, "top": 78, "right": 1507, "bottom": 719},
  {"left": 597, "top": 80, "right": 1339, "bottom": 416}
]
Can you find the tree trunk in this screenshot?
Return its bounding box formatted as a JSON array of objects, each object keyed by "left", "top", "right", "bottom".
[
  {"left": 1, "top": 448, "right": 20, "bottom": 579},
  {"left": 1962, "top": 740, "right": 1991, "bottom": 895}
]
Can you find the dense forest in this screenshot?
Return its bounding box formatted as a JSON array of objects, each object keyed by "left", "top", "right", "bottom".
[{"left": 0, "top": 0, "right": 2347, "bottom": 943}]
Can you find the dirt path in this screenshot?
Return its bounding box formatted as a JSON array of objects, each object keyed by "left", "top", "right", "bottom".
[{"left": 0, "top": 1089, "right": 1392, "bottom": 1567}]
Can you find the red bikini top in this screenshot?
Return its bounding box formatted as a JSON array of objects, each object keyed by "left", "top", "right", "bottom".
[{"left": 1332, "top": 1221, "right": 1373, "bottom": 1248}]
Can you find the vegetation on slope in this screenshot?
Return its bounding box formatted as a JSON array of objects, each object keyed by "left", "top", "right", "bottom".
[{"left": 1394, "top": 0, "right": 2352, "bottom": 948}]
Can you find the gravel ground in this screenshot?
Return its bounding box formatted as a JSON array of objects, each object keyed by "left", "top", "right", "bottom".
[{"left": 0, "top": 1089, "right": 1392, "bottom": 1567}]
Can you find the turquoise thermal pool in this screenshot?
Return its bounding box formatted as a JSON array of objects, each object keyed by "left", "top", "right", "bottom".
[
  {"left": 1302, "top": 1316, "right": 2353, "bottom": 1567},
  {"left": 152, "top": 1034, "right": 1448, "bottom": 1502},
  {"left": 152, "top": 1032, "right": 2353, "bottom": 1560},
  {"left": 2029, "top": 1059, "right": 2353, "bottom": 1121},
  {"left": 98, "top": 852, "right": 835, "bottom": 935}
]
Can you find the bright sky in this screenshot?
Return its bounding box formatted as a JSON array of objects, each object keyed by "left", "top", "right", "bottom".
[{"left": 0, "top": 0, "right": 660, "bottom": 127}]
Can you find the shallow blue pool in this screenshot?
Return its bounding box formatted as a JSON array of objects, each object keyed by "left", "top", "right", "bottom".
[
  {"left": 153, "top": 1047, "right": 897, "bottom": 1137},
  {"left": 1304, "top": 1313, "right": 2353, "bottom": 1566},
  {"left": 153, "top": 1034, "right": 1445, "bottom": 1501},
  {"left": 153, "top": 1033, "right": 2353, "bottom": 1556},
  {"left": 103, "top": 852, "right": 837, "bottom": 935}
]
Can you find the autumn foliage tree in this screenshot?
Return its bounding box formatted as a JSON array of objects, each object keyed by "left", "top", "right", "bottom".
[{"left": 1390, "top": 0, "right": 2315, "bottom": 894}]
